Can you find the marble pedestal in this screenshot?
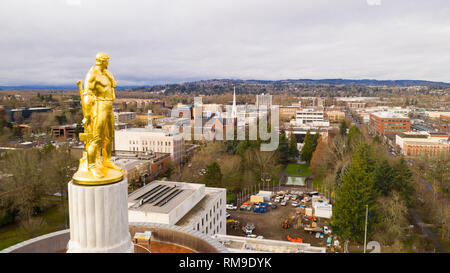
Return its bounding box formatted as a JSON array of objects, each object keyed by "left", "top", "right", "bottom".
[{"left": 67, "top": 178, "right": 134, "bottom": 253}]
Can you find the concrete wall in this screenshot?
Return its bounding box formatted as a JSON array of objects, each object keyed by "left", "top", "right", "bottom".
[
  {"left": 2, "top": 223, "right": 228, "bottom": 253},
  {"left": 0, "top": 230, "right": 70, "bottom": 253}
]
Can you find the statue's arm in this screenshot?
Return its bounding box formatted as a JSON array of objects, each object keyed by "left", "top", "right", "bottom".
[
  {"left": 105, "top": 70, "right": 117, "bottom": 100},
  {"left": 85, "top": 68, "right": 97, "bottom": 95}
]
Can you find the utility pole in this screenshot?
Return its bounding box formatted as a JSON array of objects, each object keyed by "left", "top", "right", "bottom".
[{"left": 364, "top": 204, "right": 368, "bottom": 253}]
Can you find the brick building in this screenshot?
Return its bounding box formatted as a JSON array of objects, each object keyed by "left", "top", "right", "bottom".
[
  {"left": 369, "top": 112, "right": 411, "bottom": 135},
  {"left": 396, "top": 132, "right": 450, "bottom": 156},
  {"left": 51, "top": 124, "right": 77, "bottom": 138}
]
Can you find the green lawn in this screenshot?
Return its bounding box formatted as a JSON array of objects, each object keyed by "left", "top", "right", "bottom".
[
  {"left": 285, "top": 163, "right": 312, "bottom": 176},
  {"left": 0, "top": 201, "right": 68, "bottom": 251}
]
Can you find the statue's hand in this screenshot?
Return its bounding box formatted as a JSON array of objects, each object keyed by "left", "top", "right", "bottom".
[{"left": 82, "top": 117, "right": 91, "bottom": 126}]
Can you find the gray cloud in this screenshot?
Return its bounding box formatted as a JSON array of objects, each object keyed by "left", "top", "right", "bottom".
[{"left": 1, "top": 0, "right": 450, "bottom": 86}]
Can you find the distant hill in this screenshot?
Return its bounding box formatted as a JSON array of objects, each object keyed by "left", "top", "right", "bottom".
[
  {"left": 1, "top": 78, "right": 449, "bottom": 90},
  {"left": 218, "top": 78, "right": 450, "bottom": 87}
]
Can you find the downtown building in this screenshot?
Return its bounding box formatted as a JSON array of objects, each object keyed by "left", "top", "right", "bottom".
[
  {"left": 369, "top": 112, "right": 411, "bottom": 135},
  {"left": 395, "top": 131, "right": 450, "bottom": 157},
  {"left": 128, "top": 180, "right": 226, "bottom": 237},
  {"left": 115, "top": 127, "right": 184, "bottom": 165}
]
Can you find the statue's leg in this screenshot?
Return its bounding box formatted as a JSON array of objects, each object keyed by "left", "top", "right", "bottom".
[
  {"left": 102, "top": 104, "right": 121, "bottom": 171},
  {"left": 88, "top": 102, "right": 106, "bottom": 178}
]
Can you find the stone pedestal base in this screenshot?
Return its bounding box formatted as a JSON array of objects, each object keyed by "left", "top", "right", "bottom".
[{"left": 67, "top": 178, "right": 134, "bottom": 253}]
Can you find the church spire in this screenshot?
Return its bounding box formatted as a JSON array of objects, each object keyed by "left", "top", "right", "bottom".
[{"left": 232, "top": 86, "right": 237, "bottom": 119}]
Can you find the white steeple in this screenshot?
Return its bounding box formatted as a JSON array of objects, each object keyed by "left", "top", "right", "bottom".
[{"left": 232, "top": 86, "right": 237, "bottom": 119}]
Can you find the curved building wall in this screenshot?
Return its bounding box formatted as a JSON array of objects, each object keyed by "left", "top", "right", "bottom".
[{"left": 1, "top": 222, "right": 227, "bottom": 253}]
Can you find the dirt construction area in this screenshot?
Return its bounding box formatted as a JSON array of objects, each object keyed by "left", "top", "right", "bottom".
[{"left": 226, "top": 199, "right": 332, "bottom": 248}]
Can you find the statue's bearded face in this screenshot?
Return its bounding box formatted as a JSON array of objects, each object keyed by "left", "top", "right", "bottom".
[
  {"left": 95, "top": 52, "right": 110, "bottom": 68},
  {"left": 96, "top": 57, "right": 109, "bottom": 68}
]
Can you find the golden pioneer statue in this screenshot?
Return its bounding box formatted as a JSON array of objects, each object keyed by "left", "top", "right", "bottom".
[{"left": 72, "top": 53, "right": 123, "bottom": 185}]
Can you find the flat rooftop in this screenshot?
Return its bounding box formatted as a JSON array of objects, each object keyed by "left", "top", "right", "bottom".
[
  {"left": 213, "top": 234, "right": 326, "bottom": 253},
  {"left": 371, "top": 111, "right": 409, "bottom": 119},
  {"left": 128, "top": 181, "right": 203, "bottom": 215},
  {"left": 113, "top": 157, "right": 149, "bottom": 170},
  {"left": 176, "top": 187, "right": 224, "bottom": 227}
]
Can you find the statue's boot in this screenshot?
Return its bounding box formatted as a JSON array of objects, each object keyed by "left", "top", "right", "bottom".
[
  {"left": 89, "top": 164, "right": 104, "bottom": 178},
  {"left": 102, "top": 147, "right": 122, "bottom": 171},
  {"left": 103, "top": 159, "right": 122, "bottom": 171}
]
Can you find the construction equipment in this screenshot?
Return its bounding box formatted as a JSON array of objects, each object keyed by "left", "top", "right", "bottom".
[
  {"left": 243, "top": 223, "right": 255, "bottom": 235},
  {"left": 287, "top": 235, "right": 303, "bottom": 243},
  {"left": 304, "top": 226, "right": 323, "bottom": 234}
]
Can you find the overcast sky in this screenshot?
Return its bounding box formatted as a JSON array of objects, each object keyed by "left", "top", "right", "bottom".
[{"left": 1, "top": 0, "right": 450, "bottom": 86}]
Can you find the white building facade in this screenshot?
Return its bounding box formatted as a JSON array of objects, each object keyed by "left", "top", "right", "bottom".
[
  {"left": 295, "top": 108, "right": 325, "bottom": 124},
  {"left": 115, "top": 128, "right": 184, "bottom": 165},
  {"left": 128, "top": 181, "right": 226, "bottom": 237}
]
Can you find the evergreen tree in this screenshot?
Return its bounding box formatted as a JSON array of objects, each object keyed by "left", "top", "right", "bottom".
[
  {"left": 276, "top": 131, "right": 290, "bottom": 164},
  {"left": 346, "top": 125, "right": 363, "bottom": 152},
  {"left": 392, "top": 157, "right": 414, "bottom": 205},
  {"left": 236, "top": 140, "right": 251, "bottom": 156},
  {"left": 312, "top": 132, "right": 320, "bottom": 151},
  {"left": 301, "top": 130, "right": 314, "bottom": 163},
  {"left": 332, "top": 142, "right": 379, "bottom": 242},
  {"left": 203, "top": 161, "right": 223, "bottom": 187},
  {"left": 288, "top": 128, "right": 299, "bottom": 159},
  {"left": 372, "top": 159, "right": 394, "bottom": 196}
]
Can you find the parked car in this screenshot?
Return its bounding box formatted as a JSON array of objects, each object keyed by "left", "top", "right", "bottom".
[
  {"left": 240, "top": 205, "right": 247, "bottom": 211},
  {"left": 291, "top": 195, "right": 297, "bottom": 201},
  {"left": 291, "top": 201, "right": 299, "bottom": 207},
  {"left": 274, "top": 197, "right": 281, "bottom": 203},
  {"left": 225, "top": 212, "right": 231, "bottom": 219},
  {"left": 323, "top": 226, "right": 331, "bottom": 234},
  {"left": 281, "top": 201, "right": 287, "bottom": 206},
  {"left": 226, "top": 204, "right": 237, "bottom": 210},
  {"left": 271, "top": 204, "right": 278, "bottom": 209}
]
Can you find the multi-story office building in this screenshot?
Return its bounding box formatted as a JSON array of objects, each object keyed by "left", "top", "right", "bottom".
[
  {"left": 115, "top": 128, "right": 184, "bottom": 165},
  {"left": 325, "top": 111, "right": 345, "bottom": 123},
  {"left": 369, "top": 112, "right": 411, "bottom": 135},
  {"left": 295, "top": 108, "right": 324, "bottom": 124},
  {"left": 114, "top": 111, "right": 136, "bottom": 124},
  {"left": 256, "top": 93, "right": 272, "bottom": 109},
  {"left": 279, "top": 106, "right": 299, "bottom": 120},
  {"left": 51, "top": 124, "right": 77, "bottom": 138}
]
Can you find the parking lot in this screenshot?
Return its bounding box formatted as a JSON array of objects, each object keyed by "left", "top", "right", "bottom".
[{"left": 226, "top": 196, "right": 332, "bottom": 248}]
